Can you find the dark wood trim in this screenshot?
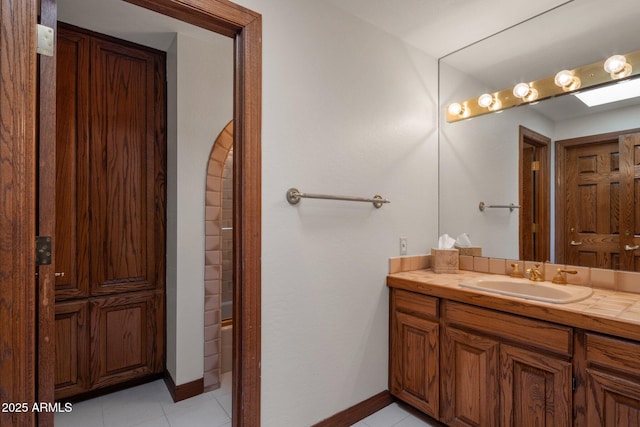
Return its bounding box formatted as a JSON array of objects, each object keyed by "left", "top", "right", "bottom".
[
  {"left": 123, "top": 2, "right": 262, "bottom": 426},
  {"left": 555, "top": 127, "right": 640, "bottom": 264},
  {"left": 0, "top": 1, "right": 38, "bottom": 426},
  {"left": 37, "top": 2, "right": 57, "bottom": 426},
  {"left": 163, "top": 371, "right": 205, "bottom": 403},
  {"left": 518, "top": 126, "right": 551, "bottom": 262},
  {"left": 311, "top": 391, "right": 395, "bottom": 427}
]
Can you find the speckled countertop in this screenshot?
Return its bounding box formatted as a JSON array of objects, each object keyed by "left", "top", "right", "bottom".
[{"left": 388, "top": 269, "right": 640, "bottom": 342}]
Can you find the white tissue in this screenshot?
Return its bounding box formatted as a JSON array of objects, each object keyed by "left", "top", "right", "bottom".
[
  {"left": 437, "top": 233, "right": 456, "bottom": 249},
  {"left": 455, "top": 233, "right": 473, "bottom": 248}
]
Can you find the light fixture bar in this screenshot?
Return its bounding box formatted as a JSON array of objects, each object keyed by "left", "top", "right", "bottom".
[{"left": 445, "top": 49, "right": 640, "bottom": 122}]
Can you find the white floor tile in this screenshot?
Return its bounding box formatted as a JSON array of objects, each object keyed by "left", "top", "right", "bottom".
[
  {"left": 359, "top": 403, "right": 410, "bottom": 427},
  {"left": 394, "top": 414, "right": 438, "bottom": 427},
  {"left": 165, "top": 399, "right": 230, "bottom": 427},
  {"left": 55, "top": 400, "right": 105, "bottom": 427}
]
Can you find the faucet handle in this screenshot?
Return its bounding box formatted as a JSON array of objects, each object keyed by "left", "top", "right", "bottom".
[
  {"left": 510, "top": 263, "right": 524, "bottom": 278},
  {"left": 552, "top": 268, "right": 578, "bottom": 285}
]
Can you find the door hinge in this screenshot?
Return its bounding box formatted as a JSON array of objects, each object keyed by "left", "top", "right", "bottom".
[
  {"left": 531, "top": 160, "right": 540, "bottom": 171},
  {"left": 36, "top": 24, "right": 54, "bottom": 56},
  {"left": 572, "top": 376, "right": 577, "bottom": 391},
  {"left": 532, "top": 223, "right": 538, "bottom": 234},
  {"left": 36, "top": 236, "right": 52, "bottom": 266}
]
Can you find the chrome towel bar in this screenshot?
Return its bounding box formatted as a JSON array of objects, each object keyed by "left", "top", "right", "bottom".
[
  {"left": 286, "top": 188, "right": 390, "bottom": 208},
  {"left": 479, "top": 201, "right": 520, "bottom": 212}
]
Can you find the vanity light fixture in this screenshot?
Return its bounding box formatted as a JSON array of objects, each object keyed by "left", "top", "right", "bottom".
[
  {"left": 604, "top": 54, "right": 632, "bottom": 79},
  {"left": 445, "top": 49, "right": 640, "bottom": 123},
  {"left": 512, "top": 83, "right": 538, "bottom": 102},
  {"left": 554, "top": 69, "right": 581, "bottom": 91}
]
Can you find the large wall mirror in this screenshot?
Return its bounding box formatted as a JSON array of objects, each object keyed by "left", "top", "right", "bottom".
[{"left": 439, "top": 0, "right": 640, "bottom": 271}]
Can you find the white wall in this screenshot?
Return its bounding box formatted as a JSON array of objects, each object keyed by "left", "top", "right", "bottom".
[
  {"left": 439, "top": 62, "right": 554, "bottom": 259},
  {"left": 231, "top": 0, "right": 438, "bottom": 425},
  {"left": 166, "top": 32, "right": 234, "bottom": 385},
  {"left": 554, "top": 103, "right": 640, "bottom": 140}
]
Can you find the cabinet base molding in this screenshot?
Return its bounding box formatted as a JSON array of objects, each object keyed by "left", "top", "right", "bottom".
[
  {"left": 164, "top": 371, "right": 204, "bottom": 403},
  {"left": 311, "top": 390, "right": 394, "bottom": 427}
]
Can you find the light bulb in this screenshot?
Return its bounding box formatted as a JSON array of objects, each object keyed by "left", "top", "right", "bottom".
[
  {"left": 478, "top": 93, "right": 493, "bottom": 108},
  {"left": 554, "top": 70, "right": 574, "bottom": 87},
  {"left": 604, "top": 55, "right": 627, "bottom": 74},
  {"left": 447, "top": 102, "right": 463, "bottom": 116},
  {"left": 513, "top": 82, "right": 531, "bottom": 98},
  {"left": 604, "top": 54, "right": 632, "bottom": 79},
  {"left": 554, "top": 70, "right": 581, "bottom": 91}
]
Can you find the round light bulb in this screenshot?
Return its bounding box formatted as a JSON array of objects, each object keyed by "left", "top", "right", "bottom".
[
  {"left": 478, "top": 93, "right": 493, "bottom": 108},
  {"left": 447, "top": 102, "right": 463, "bottom": 116},
  {"left": 554, "top": 70, "right": 574, "bottom": 88},
  {"left": 604, "top": 55, "right": 627, "bottom": 74},
  {"left": 513, "top": 82, "right": 531, "bottom": 99}
]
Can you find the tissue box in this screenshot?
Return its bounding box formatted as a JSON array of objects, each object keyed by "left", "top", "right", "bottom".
[
  {"left": 431, "top": 248, "right": 459, "bottom": 273},
  {"left": 454, "top": 245, "right": 482, "bottom": 257}
]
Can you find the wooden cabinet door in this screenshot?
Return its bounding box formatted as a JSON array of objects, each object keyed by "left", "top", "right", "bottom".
[
  {"left": 55, "top": 301, "right": 89, "bottom": 399},
  {"left": 390, "top": 310, "right": 439, "bottom": 418},
  {"left": 500, "top": 344, "right": 572, "bottom": 427},
  {"left": 441, "top": 327, "right": 499, "bottom": 427},
  {"left": 88, "top": 35, "right": 166, "bottom": 296},
  {"left": 586, "top": 369, "right": 640, "bottom": 427},
  {"left": 90, "top": 291, "right": 164, "bottom": 389}
]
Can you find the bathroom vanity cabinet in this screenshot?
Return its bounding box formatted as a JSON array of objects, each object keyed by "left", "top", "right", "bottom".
[{"left": 388, "top": 274, "right": 640, "bottom": 426}]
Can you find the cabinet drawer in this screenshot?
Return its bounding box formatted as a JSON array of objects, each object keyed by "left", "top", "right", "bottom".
[
  {"left": 392, "top": 289, "right": 438, "bottom": 320},
  {"left": 444, "top": 300, "right": 572, "bottom": 356},
  {"left": 586, "top": 333, "right": 640, "bottom": 377}
]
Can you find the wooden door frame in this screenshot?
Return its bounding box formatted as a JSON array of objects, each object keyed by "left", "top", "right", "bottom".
[
  {"left": 555, "top": 128, "right": 640, "bottom": 265},
  {"left": 518, "top": 126, "right": 551, "bottom": 262},
  {"left": 0, "top": 0, "right": 261, "bottom": 426},
  {"left": 105, "top": 1, "right": 262, "bottom": 425}
]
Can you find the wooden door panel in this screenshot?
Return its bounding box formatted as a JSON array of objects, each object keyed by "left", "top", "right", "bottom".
[
  {"left": 54, "top": 301, "right": 89, "bottom": 399},
  {"left": 89, "top": 37, "right": 162, "bottom": 294},
  {"left": 501, "top": 344, "right": 572, "bottom": 427},
  {"left": 391, "top": 311, "right": 439, "bottom": 418},
  {"left": 90, "top": 291, "right": 163, "bottom": 388},
  {"left": 55, "top": 28, "right": 90, "bottom": 299},
  {"left": 442, "top": 327, "right": 499, "bottom": 427},
  {"left": 567, "top": 141, "right": 622, "bottom": 269},
  {"left": 587, "top": 369, "right": 640, "bottom": 427},
  {"left": 620, "top": 134, "right": 640, "bottom": 271}
]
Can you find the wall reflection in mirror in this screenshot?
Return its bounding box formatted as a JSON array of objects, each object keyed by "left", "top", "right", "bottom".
[{"left": 439, "top": 0, "right": 640, "bottom": 271}]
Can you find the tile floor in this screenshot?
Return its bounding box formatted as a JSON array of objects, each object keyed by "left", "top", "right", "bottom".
[{"left": 55, "top": 373, "right": 437, "bottom": 427}]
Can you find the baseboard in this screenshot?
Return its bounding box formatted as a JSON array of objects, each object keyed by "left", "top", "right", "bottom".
[
  {"left": 312, "top": 390, "right": 395, "bottom": 427},
  {"left": 163, "top": 371, "right": 204, "bottom": 403}
]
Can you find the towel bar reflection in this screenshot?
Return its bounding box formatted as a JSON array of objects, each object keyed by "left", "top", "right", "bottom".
[
  {"left": 286, "top": 188, "right": 390, "bottom": 208},
  {"left": 479, "top": 201, "right": 520, "bottom": 212}
]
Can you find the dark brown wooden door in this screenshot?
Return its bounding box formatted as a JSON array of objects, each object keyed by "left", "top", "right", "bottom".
[
  {"left": 519, "top": 126, "right": 551, "bottom": 263},
  {"left": 441, "top": 327, "right": 499, "bottom": 427},
  {"left": 562, "top": 132, "right": 640, "bottom": 271},
  {"left": 54, "top": 23, "right": 166, "bottom": 400},
  {"left": 620, "top": 134, "right": 640, "bottom": 271},
  {"left": 500, "top": 344, "right": 572, "bottom": 427}
]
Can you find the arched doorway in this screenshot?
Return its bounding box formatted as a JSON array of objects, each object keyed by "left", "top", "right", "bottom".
[{"left": 204, "top": 120, "right": 234, "bottom": 390}]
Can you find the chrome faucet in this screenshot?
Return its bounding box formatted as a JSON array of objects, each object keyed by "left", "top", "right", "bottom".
[{"left": 526, "top": 263, "right": 543, "bottom": 282}]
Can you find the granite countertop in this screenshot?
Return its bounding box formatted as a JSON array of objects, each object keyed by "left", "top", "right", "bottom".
[{"left": 388, "top": 269, "right": 640, "bottom": 342}]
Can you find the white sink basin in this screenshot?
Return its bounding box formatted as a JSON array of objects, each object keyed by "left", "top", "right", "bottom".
[{"left": 459, "top": 277, "right": 593, "bottom": 304}]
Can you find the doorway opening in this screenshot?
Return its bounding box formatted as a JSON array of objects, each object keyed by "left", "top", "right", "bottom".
[
  {"left": 33, "top": 1, "right": 262, "bottom": 426},
  {"left": 519, "top": 126, "right": 551, "bottom": 262},
  {"left": 204, "top": 121, "right": 234, "bottom": 390}
]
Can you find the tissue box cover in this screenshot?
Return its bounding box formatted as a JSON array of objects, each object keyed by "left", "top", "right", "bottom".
[
  {"left": 454, "top": 245, "right": 482, "bottom": 257},
  {"left": 431, "top": 248, "right": 459, "bottom": 273}
]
